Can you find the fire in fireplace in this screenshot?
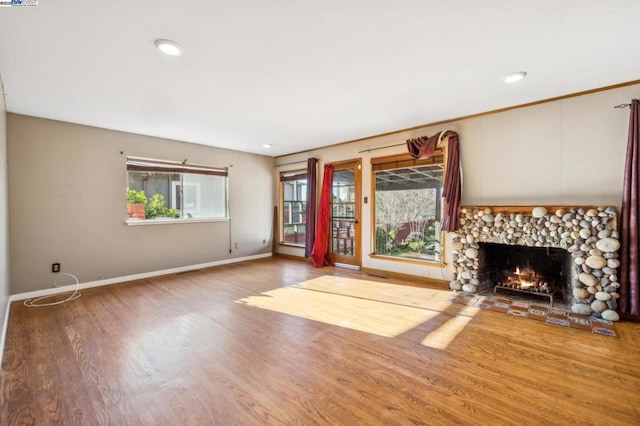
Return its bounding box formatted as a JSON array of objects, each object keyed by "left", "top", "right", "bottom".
[
  {"left": 502, "top": 266, "right": 551, "bottom": 292},
  {"left": 478, "top": 242, "right": 570, "bottom": 306}
]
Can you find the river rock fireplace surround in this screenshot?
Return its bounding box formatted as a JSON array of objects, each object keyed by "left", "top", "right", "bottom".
[{"left": 448, "top": 206, "right": 621, "bottom": 321}]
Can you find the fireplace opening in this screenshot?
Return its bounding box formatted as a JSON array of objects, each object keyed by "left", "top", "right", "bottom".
[{"left": 478, "top": 243, "right": 571, "bottom": 306}]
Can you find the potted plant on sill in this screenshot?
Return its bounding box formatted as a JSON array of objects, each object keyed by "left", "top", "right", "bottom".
[{"left": 127, "top": 188, "right": 147, "bottom": 220}]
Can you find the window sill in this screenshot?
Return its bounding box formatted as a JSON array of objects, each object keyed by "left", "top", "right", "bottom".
[
  {"left": 278, "top": 242, "right": 306, "bottom": 249},
  {"left": 125, "top": 218, "right": 230, "bottom": 226},
  {"left": 369, "top": 253, "right": 445, "bottom": 268}
]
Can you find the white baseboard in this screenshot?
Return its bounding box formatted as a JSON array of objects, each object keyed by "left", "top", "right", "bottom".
[
  {"left": 334, "top": 262, "right": 360, "bottom": 271},
  {"left": 10, "top": 252, "right": 272, "bottom": 302}
]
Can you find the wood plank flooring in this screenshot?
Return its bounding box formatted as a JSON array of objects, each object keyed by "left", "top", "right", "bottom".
[{"left": 1, "top": 257, "right": 640, "bottom": 425}]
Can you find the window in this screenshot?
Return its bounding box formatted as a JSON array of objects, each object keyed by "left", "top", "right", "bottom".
[
  {"left": 372, "top": 152, "right": 444, "bottom": 263},
  {"left": 126, "top": 157, "right": 228, "bottom": 222},
  {"left": 280, "top": 170, "right": 307, "bottom": 246}
]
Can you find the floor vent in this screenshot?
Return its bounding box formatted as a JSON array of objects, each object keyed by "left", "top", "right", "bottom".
[{"left": 366, "top": 273, "right": 388, "bottom": 279}]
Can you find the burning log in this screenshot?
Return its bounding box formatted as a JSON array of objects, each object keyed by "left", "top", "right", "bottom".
[{"left": 501, "top": 266, "right": 551, "bottom": 294}]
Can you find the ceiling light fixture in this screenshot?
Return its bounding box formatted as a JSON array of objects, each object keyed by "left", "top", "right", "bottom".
[
  {"left": 154, "top": 39, "right": 183, "bottom": 56},
  {"left": 263, "top": 144, "right": 272, "bottom": 149},
  {"left": 504, "top": 71, "right": 527, "bottom": 83}
]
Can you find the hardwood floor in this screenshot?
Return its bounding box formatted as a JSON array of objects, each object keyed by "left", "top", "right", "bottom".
[{"left": 1, "top": 257, "right": 640, "bottom": 425}]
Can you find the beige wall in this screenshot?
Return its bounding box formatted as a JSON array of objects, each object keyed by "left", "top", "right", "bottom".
[
  {"left": 8, "top": 114, "right": 274, "bottom": 293},
  {"left": 0, "top": 76, "right": 9, "bottom": 335},
  {"left": 275, "top": 83, "right": 640, "bottom": 281}
]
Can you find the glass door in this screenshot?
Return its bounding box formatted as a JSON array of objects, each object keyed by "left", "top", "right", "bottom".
[{"left": 330, "top": 160, "right": 361, "bottom": 267}]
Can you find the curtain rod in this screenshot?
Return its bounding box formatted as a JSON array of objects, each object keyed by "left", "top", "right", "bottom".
[
  {"left": 358, "top": 130, "right": 454, "bottom": 153},
  {"left": 126, "top": 155, "right": 227, "bottom": 170},
  {"left": 274, "top": 158, "right": 316, "bottom": 168},
  {"left": 358, "top": 143, "right": 405, "bottom": 154},
  {"left": 615, "top": 99, "right": 638, "bottom": 108}
]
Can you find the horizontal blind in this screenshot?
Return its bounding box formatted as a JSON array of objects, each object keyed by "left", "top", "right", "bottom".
[
  {"left": 280, "top": 171, "right": 307, "bottom": 182},
  {"left": 127, "top": 157, "right": 227, "bottom": 176},
  {"left": 371, "top": 151, "right": 444, "bottom": 172}
]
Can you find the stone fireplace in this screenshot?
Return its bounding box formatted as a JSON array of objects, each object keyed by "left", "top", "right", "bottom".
[{"left": 449, "top": 206, "right": 621, "bottom": 321}]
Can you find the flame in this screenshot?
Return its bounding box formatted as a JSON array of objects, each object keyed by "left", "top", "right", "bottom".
[
  {"left": 504, "top": 266, "right": 543, "bottom": 289},
  {"left": 499, "top": 266, "right": 551, "bottom": 294},
  {"left": 520, "top": 277, "right": 535, "bottom": 288}
]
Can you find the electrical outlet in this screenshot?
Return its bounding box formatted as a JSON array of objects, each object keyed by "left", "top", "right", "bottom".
[
  {"left": 52, "top": 263, "right": 61, "bottom": 273},
  {"left": 262, "top": 239, "right": 266, "bottom": 244}
]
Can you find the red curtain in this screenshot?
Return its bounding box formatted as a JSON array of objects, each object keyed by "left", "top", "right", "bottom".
[
  {"left": 407, "top": 134, "right": 439, "bottom": 159},
  {"left": 311, "top": 164, "right": 334, "bottom": 267},
  {"left": 620, "top": 98, "right": 640, "bottom": 317},
  {"left": 442, "top": 133, "right": 461, "bottom": 232},
  {"left": 406, "top": 130, "right": 461, "bottom": 232}
]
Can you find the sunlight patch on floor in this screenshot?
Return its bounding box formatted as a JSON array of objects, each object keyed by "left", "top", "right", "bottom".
[
  {"left": 421, "top": 305, "right": 479, "bottom": 349},
  {"left": 290, "top": 275, "right": 454, "bottom": 310},
  {"left": 236, "top": 275, "right": 469, "bottom": 339}
]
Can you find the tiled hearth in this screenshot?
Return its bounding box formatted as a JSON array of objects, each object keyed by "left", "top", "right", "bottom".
[
  {"left": 449, "top": 206, "right": 621, "bottom": 321},
  {"left": 447, "top": 293, "right": 617, "bottom": 336}
]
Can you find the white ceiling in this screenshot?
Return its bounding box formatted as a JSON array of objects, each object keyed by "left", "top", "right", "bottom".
[{"left": 1, "top": 1, "right": 639, "bottom": 157}]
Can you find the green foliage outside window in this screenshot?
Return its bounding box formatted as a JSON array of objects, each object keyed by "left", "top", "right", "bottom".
[
  {"left": 145, "top": 194, "right": 179, "bottom": 219},
  {"left": 126, "top": 188, "right": 179, "bottom": 219},
  {"left": 127, "top": 188, "right": 147, "bottom": 204}
]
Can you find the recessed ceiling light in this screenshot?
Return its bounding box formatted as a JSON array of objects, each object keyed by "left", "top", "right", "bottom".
[
  {"left": 263, "top": 144, "right": 272, "bottom": 149},
  {"left": 504, "top": 71, "right": 527, "bottom": 83},
  {"left": 154, "top": 39, "right": 183, "bottom": 56}
]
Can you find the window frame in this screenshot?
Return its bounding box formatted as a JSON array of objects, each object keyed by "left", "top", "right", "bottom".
[
  {"left": 279, "top": 169, "right": 308, "bottom": 247},
  {"left": 370, "top": 150, "right": 446, "bottom": 266},
  {"left": 125, "top": 157, "right": 229, "bottom": 225}
]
